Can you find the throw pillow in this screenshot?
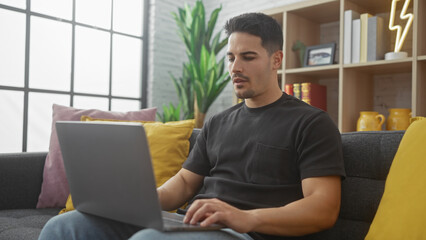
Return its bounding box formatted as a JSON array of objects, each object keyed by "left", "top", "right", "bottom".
[
  {"left": 36, "top": 104, "right": 157, "bottom": 208},
  {"left": 59, "top": 117, "right": 195, "bottom": 213},
  {"left": 365, "top": 118, "right": 426, "bottom": 239}
]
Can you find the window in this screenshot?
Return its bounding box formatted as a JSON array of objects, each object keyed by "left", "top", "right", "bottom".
[{"left": 0, "top": 0, "right": 149, "bottom": 153}]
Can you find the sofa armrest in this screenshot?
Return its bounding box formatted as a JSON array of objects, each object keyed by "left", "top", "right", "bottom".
[{"left": 0, "top": 152, "right": 48, "bottom": 210}]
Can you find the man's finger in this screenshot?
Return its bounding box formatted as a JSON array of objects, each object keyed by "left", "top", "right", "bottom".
[
  {"left": 189, "top": 201, "right": 216, "bottom": 224},
  {"left": 183, "top": 199, "right": 208, "bottom": 223},
  {"left": 200, "top": 211, "right": 222, "bottom": 227}
]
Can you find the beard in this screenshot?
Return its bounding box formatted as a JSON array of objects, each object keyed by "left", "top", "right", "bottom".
[
  {"left": 232, "top": 73, "right": 254, "bottom": 99},
  {"left": 235, "top": 88, "right": 255, "bottom": 99}
]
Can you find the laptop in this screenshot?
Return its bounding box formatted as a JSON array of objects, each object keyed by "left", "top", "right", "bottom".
[{"left": 56, "top": 121, "right": 222, "bottom": 231}]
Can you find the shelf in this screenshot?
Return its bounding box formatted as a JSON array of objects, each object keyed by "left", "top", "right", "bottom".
[
  {"left": 418, "top": 0, "right": 426, "bottom": 56},
  {"left": 286, "top": 65, "right": 339, "bottom": 77},
  {"left": 284, "top": 1, "right": 340, "bottom": 70},
  {"left": 265, "top": 0, "right": 423, "bottom": 132},
  {"left": 418, "top": 56, "right": 426, "bottom": 61},
  {"left": 345, "top": 0, "right": 392, "bottom": 14},
  {"left": 345, "top": 0, "right": 414, "bottom": 58},
  {"left": 343, "top": 58, "right": 413, "bottom": 74},
  {"left": 287, "top": 0, "right": 340, "bottom": 23}
]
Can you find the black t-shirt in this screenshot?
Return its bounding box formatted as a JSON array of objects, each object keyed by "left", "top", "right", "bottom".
[{"left": 182, "top": 93, "right": 345, "bottom": 238}]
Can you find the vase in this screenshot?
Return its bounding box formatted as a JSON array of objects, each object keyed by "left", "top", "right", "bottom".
[
  {"left": 387, "top": 108, "right": 411, "bottom": 130},
  {"left": 357, "top": 111, "right": 385, "bottom": 131}
]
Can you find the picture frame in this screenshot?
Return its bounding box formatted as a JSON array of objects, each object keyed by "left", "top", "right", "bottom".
[{"left": 303, "top": 43, "right": 336, "bottom": 67}]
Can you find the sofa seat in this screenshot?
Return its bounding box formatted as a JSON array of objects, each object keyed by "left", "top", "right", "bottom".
[{"left": 0, "top": 208, "right": 60, "bottom": 240}]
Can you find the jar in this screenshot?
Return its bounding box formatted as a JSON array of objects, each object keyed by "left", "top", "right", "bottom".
[
  {"left": 357, "top": 111, "right": 385, "bottom": 131},
  {"left": 387, "top": 108, "right": 411, "bottom": 130}
]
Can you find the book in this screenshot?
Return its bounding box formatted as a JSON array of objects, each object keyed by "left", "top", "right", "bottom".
[
  {"left": 360, "top": 13, "right": 373, "bottom": 63},
  {"left": 284, "top": 84, "right": 293, "bottom": 96},
  {"left": 352, "top": 19, "right": 361, "bottom": 63},
  {"left": 344, "top": 10, "right": 360, "bottom": 64},
  {"left": 293, "top": 83, "right": 301, "bottom": 99},
  {"left": 301, "top": 83, "right": 327, "bottom": 111},
  {"left": 367, "top": 16, "right": 388, "bottom": 61}
]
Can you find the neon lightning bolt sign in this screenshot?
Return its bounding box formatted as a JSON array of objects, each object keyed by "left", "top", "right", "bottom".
[{"left": 389, "top": 0, "right": 414, "bottom": 52}]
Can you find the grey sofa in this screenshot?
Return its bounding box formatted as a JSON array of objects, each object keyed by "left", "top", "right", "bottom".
[{"left": 0, "top": 130, "right": 404, "bottom": 240}]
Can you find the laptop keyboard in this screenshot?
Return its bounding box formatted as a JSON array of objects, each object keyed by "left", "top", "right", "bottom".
[
  {"left": 162, "top": 211, "right": 196, "bottom": 226},
  {"left": 161, "top": 211, "right": 223, "bottom": 231}
]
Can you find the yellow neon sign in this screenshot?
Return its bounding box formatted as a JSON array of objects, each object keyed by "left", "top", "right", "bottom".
[{"left": 389, "top": 0, "right": 414, "bottom": 53}]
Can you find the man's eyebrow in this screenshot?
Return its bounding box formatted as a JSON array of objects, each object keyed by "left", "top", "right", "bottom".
[
  {"left": 240, "top": 51, "right": 258, "bottom": 55},
  {"left": 226, "top": 51, "right": 258, "bottom": 56}
]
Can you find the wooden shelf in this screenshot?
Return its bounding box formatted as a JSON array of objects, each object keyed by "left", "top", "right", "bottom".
[
  {"left": 287, "top": 0, "right": 340, "bottom": 23},
  {"left": 418, "top": 55, "right": 426, "bottom": 61},
  {"left": 265, "top": 0, "right": 424, "bottom": 132},
  {"left": 286, "top": 65, "right": 339, "bottom": 77},
  {"left": 345, "top": 0, "right": 393, "bottom": 15},
  {"left": 344, "top": 58, "right": 412, "bottom": 74}
]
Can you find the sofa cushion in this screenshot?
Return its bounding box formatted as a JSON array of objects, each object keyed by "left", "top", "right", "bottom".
[
  {"left": 306, "top": 131, "right": 404, "bottom": 240},
  {"left": 36, "top": 104, "right": 157, "bottom": 209},
  {"left": 0, "top": 208, "right": 60, "bottom": 240},
  {"left": 365, "top": 118, "right": 426, "bottom": 239}
]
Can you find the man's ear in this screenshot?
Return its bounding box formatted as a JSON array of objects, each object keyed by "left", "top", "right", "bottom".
[{"left": 272, "top": 50, "right": 283, "bottom": 70}]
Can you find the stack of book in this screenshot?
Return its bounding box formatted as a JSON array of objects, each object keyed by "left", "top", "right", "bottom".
[
  {"left": 284, "top": 83, "right": 327, "bottom": 111},
  {"left": 343, "top": 10, "right": 389, "bottom": 64}
]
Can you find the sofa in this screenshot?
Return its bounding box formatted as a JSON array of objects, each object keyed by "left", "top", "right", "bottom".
[{"left": 0, "top": 129, "right": 404, "bottom": 240}]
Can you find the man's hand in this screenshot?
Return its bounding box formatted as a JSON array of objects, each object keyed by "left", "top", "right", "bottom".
[{"left": 183, "top": 198, "right": 257, "bottom": 233}]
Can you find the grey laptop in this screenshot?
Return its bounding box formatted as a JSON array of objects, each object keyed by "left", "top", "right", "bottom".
[{"left": 56, "top": 121, "right": 221, "bottom": 231}]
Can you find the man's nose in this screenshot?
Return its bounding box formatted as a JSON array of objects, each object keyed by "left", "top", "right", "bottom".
[{"left": 230, "top": 58, "right": 243, "bottom": 73}]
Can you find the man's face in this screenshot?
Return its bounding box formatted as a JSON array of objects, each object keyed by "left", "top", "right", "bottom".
[{"left": 227, "top": 32, "right": 280, "bottom": 100}]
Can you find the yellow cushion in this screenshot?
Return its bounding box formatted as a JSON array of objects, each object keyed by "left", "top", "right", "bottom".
[
  {"left": 58, "top": 194, "right": 74, "bottom": 214},
  {"left": 365, "top": 118, "right": 426, "bottom": 239},
  {"left": 59, "top": 117, "right": 195, "bottom": 214}
]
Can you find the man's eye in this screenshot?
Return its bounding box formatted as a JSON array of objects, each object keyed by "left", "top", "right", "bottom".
[
  {"left": 228, "top": 58, "right": 235, "bottom": 62},
  {"left": 244, "top": 56, "right": 255, "bottom": 61}
]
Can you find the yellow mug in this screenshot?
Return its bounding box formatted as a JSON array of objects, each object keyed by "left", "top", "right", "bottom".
[
  {"left": 357, "top": 111, "right": 385, "bottom": 131},
  {"left": 387, "top": 108, "right": 411, "bottom": 130}
]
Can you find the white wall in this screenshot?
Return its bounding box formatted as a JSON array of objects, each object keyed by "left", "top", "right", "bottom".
[
  {"left": 148, "top": 0, "right": 308, "bottom": 120},
  {"left": 147, "top": 0, "right": 196, "bottom": 109}
]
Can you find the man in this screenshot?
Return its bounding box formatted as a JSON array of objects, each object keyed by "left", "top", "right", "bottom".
[{"left": 39, "top": 13, "right": 345, "bottom": 240}]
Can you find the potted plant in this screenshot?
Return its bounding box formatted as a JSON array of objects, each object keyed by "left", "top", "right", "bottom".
[{"left": 168, "top": 0, "right": 230, "bottom": 127}]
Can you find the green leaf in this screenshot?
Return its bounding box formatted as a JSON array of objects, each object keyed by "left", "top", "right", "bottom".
[
  {"left": 210, "top": 33, "right": 220, "bottom": 54},
  {"left": 194, "top": 80, "right": 204, "bottom": 109},
  {"left": 157, "top": 102, "right": 181, "bottom": 122},
  {"left": 214, "top": 36, "right": 228, "bottom": 54},
  {"left": 217, "top": 56, "right": 225, "bottom": 75},
  {"left": 199, "top": 46, "right": 209, "bottom": 84},
  {"left": 206, "top": 6, "right": 221, "bottom": 45},
  {"left": 178, "top": 8, "right": 186, "bottom": 22},
  {"left": 206, "top": 69, "right": 216, "bottom": 100},
  {"left": 184, "top": 4, "right": 193, "bottom": 28},
  {"left": 208, "top": 49, "right": 216, "bottom": 70}
]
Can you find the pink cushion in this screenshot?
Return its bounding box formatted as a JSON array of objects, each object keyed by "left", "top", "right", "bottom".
[{"left": 36, "top": 104, "right": 157, "bottom": 208}]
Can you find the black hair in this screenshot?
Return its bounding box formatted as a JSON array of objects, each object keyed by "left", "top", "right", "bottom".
[{"left": 224, "top": 12, "right": 283, "bottom": 55}]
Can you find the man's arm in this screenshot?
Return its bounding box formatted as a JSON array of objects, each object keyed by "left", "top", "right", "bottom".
[
  {"left": 184, "top": 175, "right": 341, "bottom": 236},
  {"left": 157, "top": 168, "right": 204, "bottom": 211}
]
